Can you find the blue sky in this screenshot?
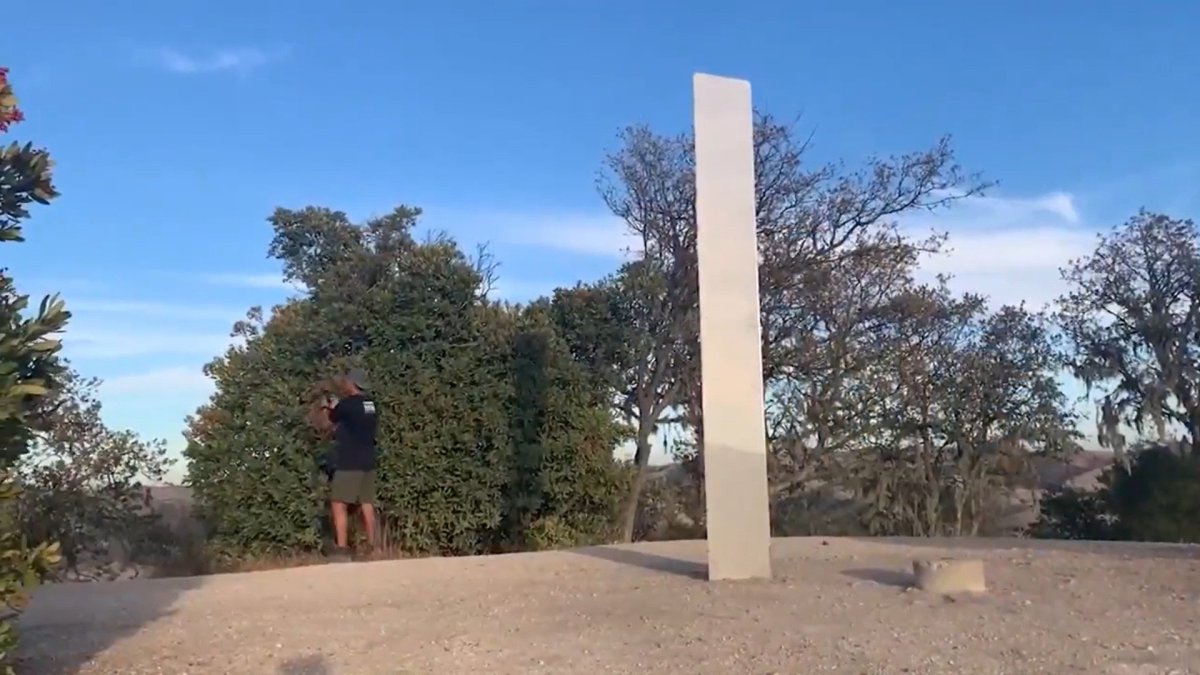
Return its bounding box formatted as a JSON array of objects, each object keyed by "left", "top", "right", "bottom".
[{"left": 5, "top": 1, "right": 1198, "bottom": 480}]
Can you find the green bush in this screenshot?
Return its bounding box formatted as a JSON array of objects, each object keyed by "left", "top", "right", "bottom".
[
  {"left": 185, "top": 206, "right": 628, "bottom": 559},
  {"left": 0, "top": 475, "right": 62, "bottom": 670},
  {"left": 1031, "top": 445, "right": 1200, "bottom": 543},
  {"left": 1028, "top": 486, "right": 1117, "bottom": 541},
  {"left": 1107, "top": 446, "right": 1200, "bottom": 543},
  {"left": 0, "top": 66, "right": 68, "bottom": 673}
]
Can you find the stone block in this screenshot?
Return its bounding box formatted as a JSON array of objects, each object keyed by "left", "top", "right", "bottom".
[{"left": 912, "top": 558, "right": 987, "bottom": 594}]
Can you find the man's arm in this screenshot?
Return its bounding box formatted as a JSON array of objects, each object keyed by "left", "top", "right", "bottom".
[
  {"left": 306, "top": 400, "right": 333, "bottom": 437},
  {"left": 328, "top": 397, "right": 346, "bottom": 425}
]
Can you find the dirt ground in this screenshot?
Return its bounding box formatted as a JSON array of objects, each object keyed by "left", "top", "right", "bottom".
[{"left": 15, "top": 537, "right": 1200, "bottom": 674}]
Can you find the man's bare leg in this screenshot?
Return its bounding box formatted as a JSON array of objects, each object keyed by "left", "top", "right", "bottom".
[
  {"left": 330, "top": 501, "right": 350, "bottom": 549},
  {"left": 359, "top": 503, "right": 377, "bottom": 550}
]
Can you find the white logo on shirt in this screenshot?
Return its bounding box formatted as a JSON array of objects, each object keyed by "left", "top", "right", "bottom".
[{"left": 363, "top": 401, "right": 376, "bottom": 415}]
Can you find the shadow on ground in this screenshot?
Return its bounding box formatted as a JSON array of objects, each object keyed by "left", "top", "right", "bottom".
[
  {"left": 15, "top": 573, "right": 205, "bottom": 674},
  {"left": 278, "top": 654, "right": 332, "bottom": 674},
  {"left": 856, "top": 536, "right": 1200, "bottom": 561},
  {"left": 570, "top": 544, "right": 707, "bottom": 579},
  {"left": 841, "top": 566, "right": 914, "bottom": 588}
]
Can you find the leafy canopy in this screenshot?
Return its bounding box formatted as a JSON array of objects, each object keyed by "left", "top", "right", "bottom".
[
  {"left": 186, "top": 206, "right": 630, "bottom": 559},
  {"left": 0, "top": 66, "right": 67, "bottom": 674}
]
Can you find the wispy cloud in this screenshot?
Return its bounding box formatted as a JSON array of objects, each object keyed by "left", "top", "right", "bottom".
[
  {"left": 102, "top": 366, "right": 214, "bottom": 396},
  {"left": 488, "top": 278, "right": 565, "bottom": 303},
  {"left": 502, "top": 192, "right": 1098, "bottom": 313},
  {"left": 494, "top": 212, "right": 642, "bottom": 258},
  {"left": 902, "top": 191, "right": 1094, "bottom": 311},
  {"left": 68, "top": 299, "right": 244, "bottom": 323},
  {"left": 204, "top": 273, "right": 304, "bottom": 292},
  {"left": 23, "top": 278, "right": 111, "bottom": 295},
  {"left": 31, "top": 287, "right": 251, "bottom": 361},
  {"left": 148, "top": 45, "right": 290, "bottom": 76},
  {"left": 61, "top": 328, "right": 234, "bottom": 360}
]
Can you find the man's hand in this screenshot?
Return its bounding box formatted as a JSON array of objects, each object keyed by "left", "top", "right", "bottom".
[{"left": 307, "top": 399, "right": 334, "bottom": 436}]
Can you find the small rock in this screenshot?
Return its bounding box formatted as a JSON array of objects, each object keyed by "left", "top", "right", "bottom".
[{"left": 912, "top": 558, "right": 987, "bottom": 594}]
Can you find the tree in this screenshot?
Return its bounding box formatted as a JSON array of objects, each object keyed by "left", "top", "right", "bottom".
[
  {"left": 1105, "top": 444, "right": 1200, "bottom": 542},
  {"left": 0, "top": 66, "right": 66, "bottom": 674},
  {"left": 584, "top": 114, "right": 987, "bottom": 540},
  {"left": 17, "top": 368, "right": 172, "bottom": 579},
  {"left": 186, "top": 205, "right": 628, "bottom": 560},
  {"left": 1031, "top": 444, "right": 1200, "bottom": 543},
  {"left": 186, "top": 299, "right": 336, "bottom": 558},
  {"left": 762, "top": 236, "right": 931, "bottom": 535},
  {"left": 1028, "top": 485, "right": 1117, "bottom": 541},
  {"left": 840, "top": 287, "right": 1078, "bottom": 536},
  {"left": 1058, "top": 211, "right": 1200, "bottom": 456},
  {"left": 0, "top": 66, "right": 64, "bottom": 464},
  {"left": 765, "top": 229, "right": 931, "bottom": 501},
  {"left": 501, "top": 306, "right": 631, "bottom": 550},
  {"left": 548, "top": 260, "right": 680, "bottom": 542}
]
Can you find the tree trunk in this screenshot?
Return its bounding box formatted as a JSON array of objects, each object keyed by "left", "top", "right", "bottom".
[
  {"left": 618, "top": 434, "right": 655, "bottom": 543},
  {"left": 968, "top": 493, "right": 983, "bottom": 536},
  {"left": 952, "top": 491, "right": 965, "bottom": 537}
]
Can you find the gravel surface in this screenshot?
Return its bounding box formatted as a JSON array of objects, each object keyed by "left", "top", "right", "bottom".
[{"left": 16, "top": 537, "right": 1200, "bottom": 674}]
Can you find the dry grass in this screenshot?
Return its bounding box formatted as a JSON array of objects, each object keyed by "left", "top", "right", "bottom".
[{"left": 146, "top": 526, "right": 414, "bottom": 578}]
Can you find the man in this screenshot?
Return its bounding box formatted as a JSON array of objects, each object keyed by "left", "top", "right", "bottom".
[{"left": 322, "top": 368, "right": 379, "bottom": 561}]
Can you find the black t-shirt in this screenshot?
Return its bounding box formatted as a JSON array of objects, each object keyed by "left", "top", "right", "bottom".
[{"left": 329, "top": 394, "right": 378, "bottom": 471}]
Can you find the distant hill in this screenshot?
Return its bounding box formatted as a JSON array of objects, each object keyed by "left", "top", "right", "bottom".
[
  {"left": 143, "top": 485, "right": 197, "bottom": 534},
  {"left": 1030, "top": 450, "right": 1115, "bottom": 490},
  {"left": 143, "top": 450, "right": 1117, "bottom": 536},
  {"left": 645, "top": 450, "right": 1116, "bottom": 489}
]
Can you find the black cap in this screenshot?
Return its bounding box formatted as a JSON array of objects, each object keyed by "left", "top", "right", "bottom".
[{"left": 346, "top": 368, "right": 369, "bottom": 391}]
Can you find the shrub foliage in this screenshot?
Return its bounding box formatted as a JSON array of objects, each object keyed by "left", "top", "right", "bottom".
[
  {"left": 0, "top": 66, "right": 67, "bottom": 673},
  {"left": 184, "top": 206, "right": 630, "bottom": 559},
  {"left": 1031, "top": 445, "right": 1200, "bottom": 543}
]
